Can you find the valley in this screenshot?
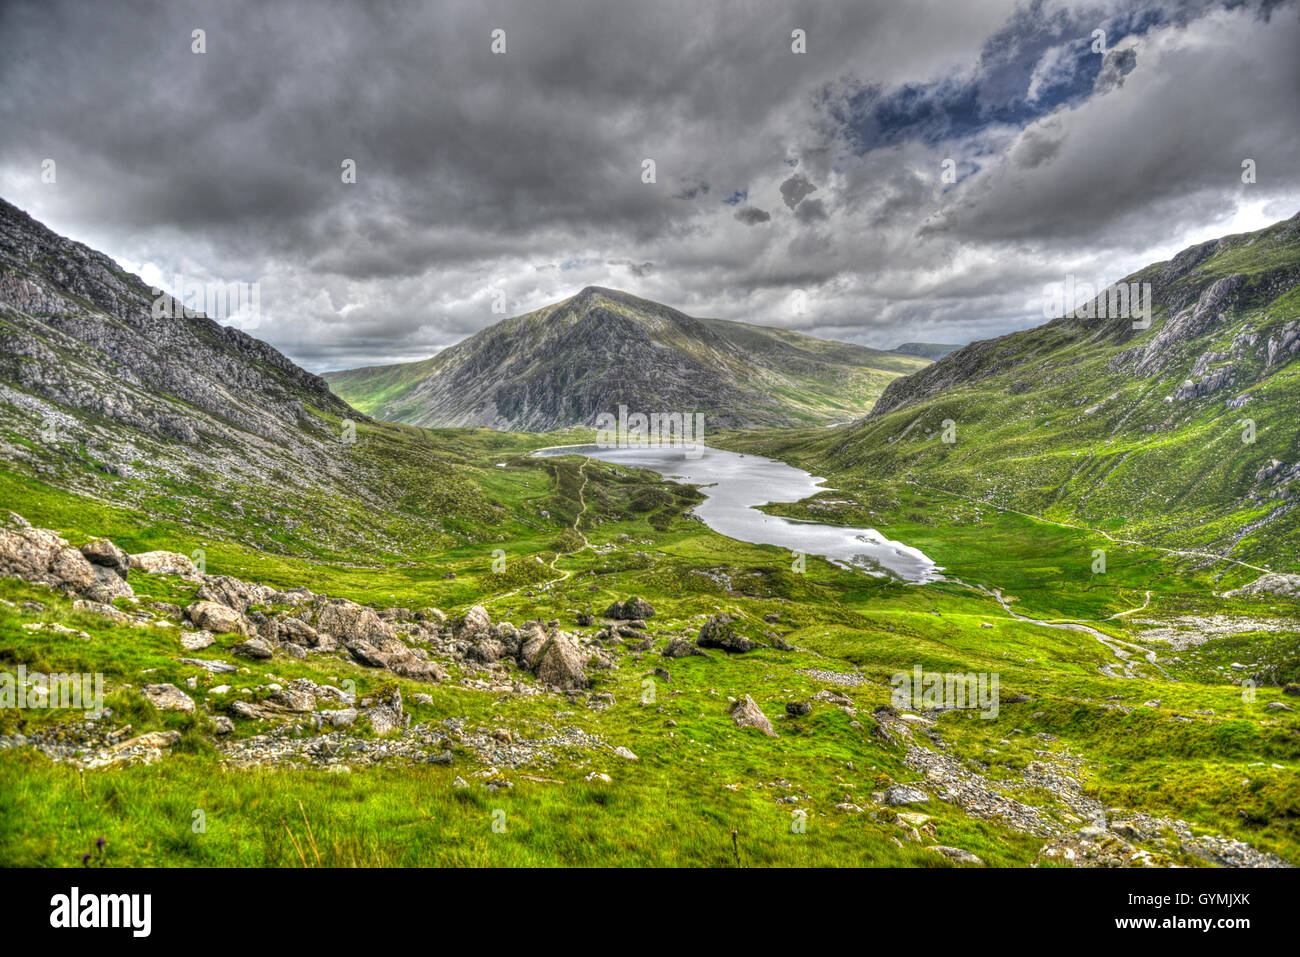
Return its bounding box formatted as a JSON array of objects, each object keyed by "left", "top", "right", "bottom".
[{"left": 0, "top": 201, "right": 1297, "bottom": 869}]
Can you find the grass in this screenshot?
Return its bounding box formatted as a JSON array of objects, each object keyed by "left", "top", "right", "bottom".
[{"left": 1, "top": 418, "right": 1297, "bottom": 867}]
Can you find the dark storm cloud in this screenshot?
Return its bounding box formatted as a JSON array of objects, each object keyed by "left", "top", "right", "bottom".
[
  {"left": 779, "top": 174, "right": 819, "bottom": 210},
  {"left": 0, "top": 0, "right": 1296, "bottom": 369},
  {"left": 734, "top": 207, "right": 772, "bottom": 225}
]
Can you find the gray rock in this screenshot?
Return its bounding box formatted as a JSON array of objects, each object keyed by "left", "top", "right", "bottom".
[
  {"left": 130, "top": 551, "right": 202, "bottom": 582},
  {"left": 927, "top": 845, "right": 983, "bottom": 865},
  {"left": 187, "top": 600, "right": 251, "bottom": 636},
  {"left": 605, "top": 596, "right": 655, "bottom": 620},
  {"left": 232, "top": 637, "right": 274, "bottom": 660},
  {"left": 728, "top": 694, "right": 776, "bottom": 737},
  {"left": 883, "top": 784, "right": 930, "bottom": 806},
  {"left": 534, "top": 631, "right": 589, "bottom": 690},
  {"left": 456, "top": 604, "right": 492, "bottom": 641},
  {"left": 358, "top": 686, "right": 409, "bottom": 735},
  {"left": 697, "top": 613, "right": 757, "bottom": 653},
  {"left": 80, "top": 538, "right": 130, "bottom": 578},
  {"left": 141, "top": 683, "right": 195, "bottom": 714}
]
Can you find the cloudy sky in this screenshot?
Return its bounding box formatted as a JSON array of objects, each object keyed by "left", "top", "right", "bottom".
[{"left": 1, "top": 0, "right": 1297, "bottom": 372}]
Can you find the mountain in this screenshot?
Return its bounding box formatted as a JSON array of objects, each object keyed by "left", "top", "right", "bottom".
[
  {"left": 765, "top": 212, "right": 1300, "bottom": 569},
  {"left": 891, "top": 342, "right": 963, "bottom": 360},
  {"left": 323, "top": 287, "right": 930, "bottom": 430},
  {"left": 0, "top": 197, "right": 504, "bottom": 558}
]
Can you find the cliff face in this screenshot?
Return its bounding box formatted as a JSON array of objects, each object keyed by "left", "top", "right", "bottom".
[{"left": 0, "top": 197, "right": 353, "bottom": 453}]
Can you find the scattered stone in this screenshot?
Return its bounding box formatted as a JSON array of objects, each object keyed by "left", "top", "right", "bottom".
[
  {"left": 604, "top": 597, "right": 655, "bottom": 620},
  {"left": 232, "top": 638, "right": 274, "bottom": 660},
  {"left": 179, "top": 630, "right": 215, "bottom": 651},
  {"left": 697, "top": 613, "right": 757, "bottom": 653},
  {"left": 534, "top": 631, "right": 589, "bottom": 690},
  {"left": 129, "top": 550, "right": 202, "bottom": 582},
  {"left": 883, "top": 784, "right": 930, "bottom": 806},
  {"left": 728, "top": 694, "right": 776, "bottom": 737},
  {"left": 187, "top": 600, "right": 251, "bottom": 636},
  {"left": 663, "top": 636, "right": 707, "bottom": 659},
  {"left": 141, "top": 683, "right": 195, "bottom": 714},
  {"left": 927, "top": 846, "right": 984, "bottom": 865},
  {"left": 114, "top": 730, "right": 181, "bottom": 750}
]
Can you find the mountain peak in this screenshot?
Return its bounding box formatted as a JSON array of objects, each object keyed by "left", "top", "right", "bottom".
[
  {"left": 569, "top": 285, "right": 634, "bottom": 309},
  {"left": 325, "top": 288, "right": 929, "bottom": 430}
]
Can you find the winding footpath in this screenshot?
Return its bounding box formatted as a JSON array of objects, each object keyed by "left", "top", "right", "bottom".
[{"left": 483, "top": 458, "right": 593, "bottom": 609}]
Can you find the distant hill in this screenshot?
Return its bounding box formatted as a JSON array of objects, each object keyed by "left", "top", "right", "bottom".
[
  {"left": 324, "top": 287, "right": 930, "bottom": 431},
  {"left": 892, "top": 342, "right": 963, "bottom": 360}
]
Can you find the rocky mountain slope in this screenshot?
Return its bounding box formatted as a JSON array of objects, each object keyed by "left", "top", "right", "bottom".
[
  {"left": 776, "top": 212, "right": 1300, "bottom": 568},
  {"left": 0, "top": 197, "right": 503, "bottom": 558},
  {"left": 324, "top": 287, "right": 929, "bottom": 430}
]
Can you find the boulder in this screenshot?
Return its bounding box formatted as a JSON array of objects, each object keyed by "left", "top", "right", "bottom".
[
  {"left": 232, "top": 638, "right": 274, "bottom": 660},
  {"left": 186, "top": 600, "right": 252, "bottom": 636},
  {"left": 80, "top": 539, "right": 130, "bottom": 578},
  {"left": 926, "top": 846, "right": 984, "bottom": 866},
  {"left": 195, "top": 575, "right": 277, "bottom": 613},
  {"left": 130, "top": 550, "right": 203, "bottom": 582},
  {"left": 277, "top": 616, "right": 319, "bottom": 646},
  {"left": 492, "top": 622, "right": 521, "bottom": 657},
  {"left": 359, "top": 686, "right": 409, "bottom": 735},
  {"left": 313, "top": 598, "right": 397, "bottom": 647},
  {"left": 86, "top": 564, "right": 134, "bottom": 602},
  {"left": 388, "top": 657, "right": 446, "bottom": 682},
  {"left": 468, "top": 638, "right": 505, "bottom": 664},
  {"left": 346, "top": 639, "right": 390, "bottom": 668},
  {"left": 697, "top": 613, "right": 758, "bottom": 653},
  {"left": 883, "top": 784, "right": 930, "bottom": 806},
  {"left": 71, "top": 599, "right": 131, "bottom": 625},
  {"left": 728, "top": 694, "right": 776, "bottom": 737},
  {"left": 662, "top": 636, "right": 708, "bottom": 659},
  {"left": 456, "top": 604, "right": 493, "bottom": 641},
  {"left": 604, "top": 596, "right": 656, "bottom": 620},
  {"left": 0, "top": 525, "right": 98, "bottom": 595},
  {"left": 517, "top": 621, "right": 549, "bottom": 668},
  {"left": 179, "top": 630, "right": 216, "bottom": 651},
  {"left": 533, "top": 631, "right": 589, "bottom": 690},
  {"left": 114, "top": 730, "right": 182, "bottom": 750},
  {"left": 141, "top": 683, "right": 195, "bottom": 713},
  {"left": 269, "top": 682, "right": 316, "bottom": 712},
  {"left": 319, "top": 708, "right": 358, "bottom": 728}
]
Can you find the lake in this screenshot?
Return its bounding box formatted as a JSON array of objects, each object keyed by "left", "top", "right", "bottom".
[{"left": 534, "top": 443, "right": 941, "bottom": 584}]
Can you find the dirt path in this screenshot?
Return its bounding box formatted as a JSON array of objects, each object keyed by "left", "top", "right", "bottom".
[{"left": 483, "top": 459, "right": 593, "bottom": 608}]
